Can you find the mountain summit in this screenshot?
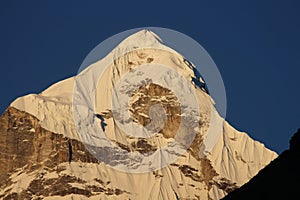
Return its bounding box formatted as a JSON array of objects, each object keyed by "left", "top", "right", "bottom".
[{"left": 0, "top": 30, "right": 277, "bottom": 200}]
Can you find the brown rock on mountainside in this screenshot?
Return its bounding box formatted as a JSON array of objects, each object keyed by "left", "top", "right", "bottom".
[{"left": 0, "top": 107, "right": 123, "bottom": 199}]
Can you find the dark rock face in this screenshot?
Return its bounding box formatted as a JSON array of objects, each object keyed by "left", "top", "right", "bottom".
[
  {"left": 0, "top": 107, "right": 97, "bottom": 173},
  {"left": 222, "top": 129, "right": 300, "bottom": 200},
  {"left": 0, "top": 107, "right": 112, "bottom": 199}
]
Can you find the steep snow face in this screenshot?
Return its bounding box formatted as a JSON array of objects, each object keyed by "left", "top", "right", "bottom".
[
  {"left": 12, "top": 77, "right": 77, "bottom": 139},
  {"left": 10, "top": 30, "right": 277, "bottom": 199}
]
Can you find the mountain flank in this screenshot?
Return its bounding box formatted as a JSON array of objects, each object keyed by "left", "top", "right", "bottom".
[{"left": 223, "top": 128, "right": 300, "bottom": 200}]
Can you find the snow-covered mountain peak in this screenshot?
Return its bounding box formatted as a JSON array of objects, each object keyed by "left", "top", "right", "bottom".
[
  {"left": 117, "top": 29, "right": 163, "bottom": 49},
  {"left": 4, "top": 29, "right": 278, "bottom": 200}
]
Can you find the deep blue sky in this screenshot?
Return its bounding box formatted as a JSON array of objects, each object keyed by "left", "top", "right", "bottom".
[{"left": 1, "top": 1, "right": 299, "bottom": 153}]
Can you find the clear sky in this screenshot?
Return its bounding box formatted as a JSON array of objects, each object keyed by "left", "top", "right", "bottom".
[{"left": 0, "top": 0, "right": 299, "bottom": 153}]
